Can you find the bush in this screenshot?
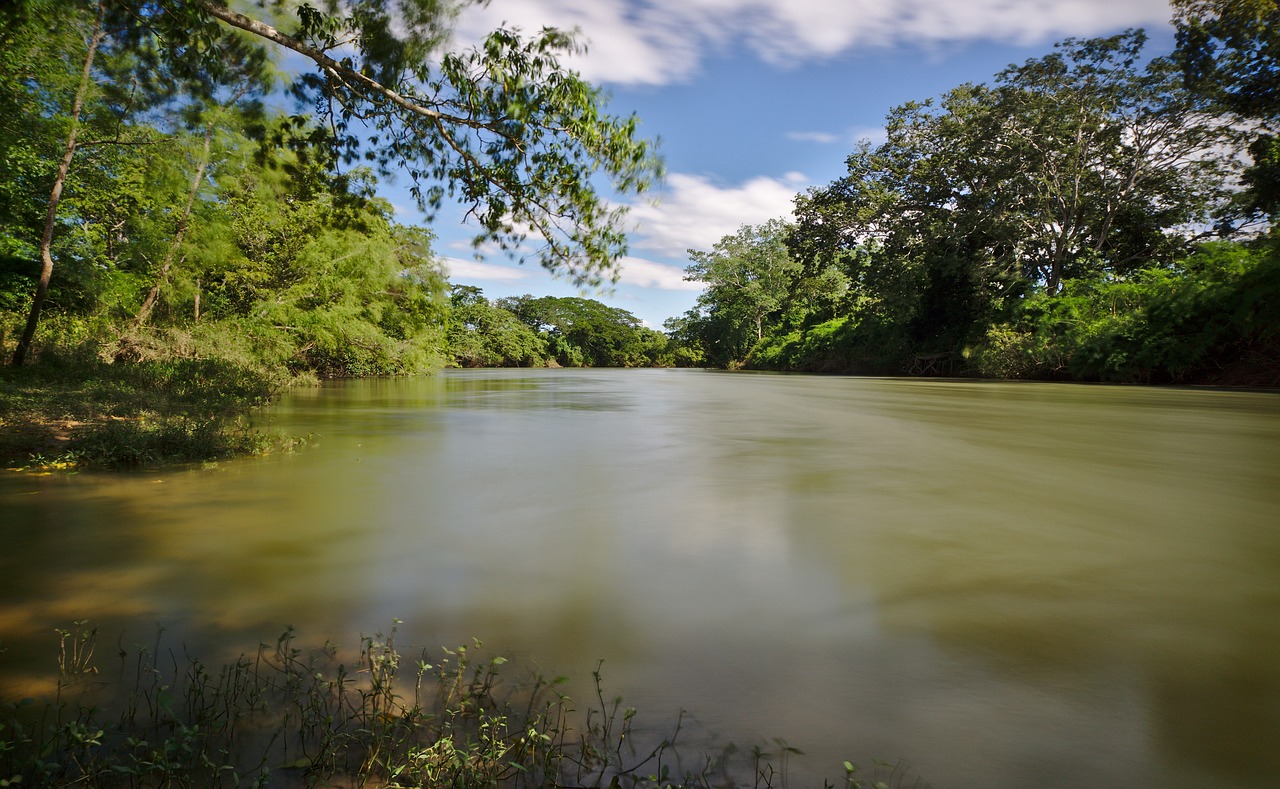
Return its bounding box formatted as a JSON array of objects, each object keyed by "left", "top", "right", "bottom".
[
  {"left": 970, "top": 241, "right": 1280, "bottom": 385},
  {"left": 748, "top": 314, "right": 912, "bottom": 374}
]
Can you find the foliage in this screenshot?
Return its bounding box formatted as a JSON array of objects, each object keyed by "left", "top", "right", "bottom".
[
  {"left": 671, "top": 28, "right": 1271, "bottom": 385},
  {"left": 0, "top": 342, "right": 296, "bottom": 469},
  {"left": 148, "top": 0, "right": 662, "bottom": 286},
  {"left": 789, "top": 31, "right": 1237, "bottom": 342},
  {"left": 0, "top": 0, "right": 454, "bottom": 380},
  {"left": 3, "top": 0, "right": 661, "bottom": 376},
  {"left": 0, "top": 622, "right": 902, "bottom": 788},
  {"left": 969, "top": 241, "right": 1280, "bottom": 384},
  {"left": 447, "top": 286, "right": 549, "bottom": 367},
  {"left": 447, "top": 289, "right": 672, "bottom": 368},
  {"left": 670, "top": 219, "right": 855, "bottom": 368},
  {"left": 747, "top": 314, "right": 911, "bottom": 375},
  {"left": 506, "top": 295, "right": 670, "bottom": 367},
  {"left": 1173, "top": 0, "right": 1280, "bottom": 124},
  {"left": 1173, "top": 0, "right": 1280, "bottom": 221},
  {"left": 687, "top": 220, "right": 800, "bottom": 343}
]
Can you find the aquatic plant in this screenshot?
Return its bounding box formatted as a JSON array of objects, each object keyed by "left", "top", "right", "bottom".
[{"left": 0, "top": 622, "right": 914, "bottom": 788}]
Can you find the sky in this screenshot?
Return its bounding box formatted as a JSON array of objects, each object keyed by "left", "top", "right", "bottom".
[{"left": 386, "top": 0, "right": 1180, "bottom": 329}]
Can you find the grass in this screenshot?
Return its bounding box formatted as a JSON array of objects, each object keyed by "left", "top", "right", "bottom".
[
  {"left": 0, "top": 349, "right": 300, "bottom": 470},
  {"left": 0, "top": 623, "right": 916, "bottom": 789}
]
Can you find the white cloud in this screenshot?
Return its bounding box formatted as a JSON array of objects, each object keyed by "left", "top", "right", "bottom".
[
  {"left": 617, "top": 256, "right": 705, "bottom": 290},
  {"left": 787, "top": 130, "right": 842, "bottom": 144},
  {"left": 624, "top": 171, "right": 807, "bottom": 256},
  {"left": 441, "top": 257, "right": 535, "bottom": 282},
  {"left": 848, "top": 126, "right": 889, "bottom": 146},
  {"left": 454, "top": 0, "right": 1172, "bottom": 85},
  {"left": 787, "top": 126, "right": 888, "bottom": 146},
  {"left": 453, "top": 0, "right": 700, "bottom": 85}
]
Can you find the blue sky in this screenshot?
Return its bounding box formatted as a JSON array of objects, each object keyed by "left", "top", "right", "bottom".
[{"left": 386, "top": 0, "right": 1178, "bottom": 329}]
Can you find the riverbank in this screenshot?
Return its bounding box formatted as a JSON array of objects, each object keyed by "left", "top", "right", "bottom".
[
  {"left": 0, "top": 622, "right": 889, "bottom": 789},
  {"left": 6, "top": 349, "right": 1277, "bottom": 471},
  {"left": 0, "top": 351, "right": 298, "bottom": 470}
]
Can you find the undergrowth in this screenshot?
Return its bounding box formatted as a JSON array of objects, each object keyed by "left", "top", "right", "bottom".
[
  {"left": 0, "top": 344, "right": 300, "bottom": 470},
  {"left": 0, "top": 623, "right": 915, "bottom": 788}
]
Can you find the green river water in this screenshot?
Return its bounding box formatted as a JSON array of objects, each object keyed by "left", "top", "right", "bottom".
[{"left": 2, "top": 368, "right": 1278, "bottom": 787}]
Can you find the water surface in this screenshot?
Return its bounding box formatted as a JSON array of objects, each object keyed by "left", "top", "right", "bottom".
[{"left": 2, "top": 369, "right": 1278, "bottom": 788}]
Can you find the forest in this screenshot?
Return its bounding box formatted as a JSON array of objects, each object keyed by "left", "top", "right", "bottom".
[
  {"left": 1, "top": 0, "right": 1278, "bottom": 469},
  {"left": 0, "top": 0, "right": 663, "bottom": 466},
  {"left": 670, "top": 9, "right": 1280, "bottom": 384}
]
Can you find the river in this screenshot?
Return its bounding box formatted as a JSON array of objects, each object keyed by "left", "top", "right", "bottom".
[{"left": 2, "top": 368, "right": 1278, "bottom": 788}]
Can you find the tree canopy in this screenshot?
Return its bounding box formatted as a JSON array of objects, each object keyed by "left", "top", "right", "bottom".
[
  {"left": 449, "top": 289, "right": 671, "bottom": 368},
  {"left": 671, "top": 25, "right": 1278, "bottom": 385},
  {"left": 2, "top": 0, "right": 661, "bottom": 366},
  {"left": 1173, "top": 0, "right": 1280, "bottom": 217}
]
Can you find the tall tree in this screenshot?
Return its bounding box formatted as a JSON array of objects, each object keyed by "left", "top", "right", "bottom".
[
  {"left": 8, "top": 0, "right": 660, "bottom": 364},
  {"left": 791, "top": 31, "right": 1242, "bottom": 364},
  {"left": 683, "top": 219, "right": 800, "bottom": 361},
  {"left": 510, "top": 295, "right": 655, "bottom": 366},
  {"left": 4, "top": 0, "right": 275, "bottom": 363},
  {"left": 994, "top": 32, "right": 1238, "bottom": 288},
  {"left": 1173, "top": 0, "right": 1280, "bottom": 218},
  {"left": 9, "top": 2, "right": 107, "bottom": 365}
]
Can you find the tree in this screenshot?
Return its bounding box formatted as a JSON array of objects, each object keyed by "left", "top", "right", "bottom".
[
  {"left": 993, "top": 32, "right": 1238, "bottom": 287},
  {"left": 510, "top": 295, "right": 655, "bottom": 367},
  {"left": 682, "top": 219, "right": 800, "bottom": 363},
  {"left": 1174, "top": 0, "right": 1280, "bottom": 124},
  {"left": 446, "top": 286, "right": 547, "bottom": 367},
  {"left": 789, "top": 31, "right": 1243, "bottom": 367},
  {"left": 8, "top": 1, "right": 107, "bottom": 365},
  {"left": 1173, "top": 0, "right": 1280, "bottom": 218},
  {"left": 151, "top": 0, "right": 661, "bottom": 283},
  {"left": 3, "top": 0, "right": 275, "bottom": 364},
  {"left": 7, "top": 0, "right": 661, "bottom": 364}
]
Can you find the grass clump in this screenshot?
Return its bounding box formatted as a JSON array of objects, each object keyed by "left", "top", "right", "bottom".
[
  {"left": 0, "top": 338, "right": 300, "bottom": 470},
  {"left": 0, "top": 622, "right": 913, "bottom": 789}
]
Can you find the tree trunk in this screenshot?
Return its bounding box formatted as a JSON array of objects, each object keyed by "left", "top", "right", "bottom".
[
  {"left": 11, "top": 2, "right": 106, "bottom": 366},
  {"left": 133, "top": 124, "right": 213, "bottom": 328}
]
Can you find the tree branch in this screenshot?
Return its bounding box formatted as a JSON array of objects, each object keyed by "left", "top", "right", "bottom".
[{"left": 197, "top": 0, "right": 485, "bottom": 132}]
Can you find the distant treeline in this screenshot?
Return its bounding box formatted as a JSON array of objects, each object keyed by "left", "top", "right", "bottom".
[{"left": 446, "top": 287, "right": 675, "bottom": 368}]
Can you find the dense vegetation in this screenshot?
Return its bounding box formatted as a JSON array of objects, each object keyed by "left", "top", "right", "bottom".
[
  {"left": 447, "top": 287, "right": 674, "bottom": 368},
  {"left": 669, "top": 5, "right": 1280, "bottom": 386},
  {"left": 0, "top": 0, "right": 663, "bottom": 467}
]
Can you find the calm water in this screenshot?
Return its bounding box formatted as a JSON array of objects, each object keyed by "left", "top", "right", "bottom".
[{"left": 2, "top": 369, "right": 1279, "bottom": 788}]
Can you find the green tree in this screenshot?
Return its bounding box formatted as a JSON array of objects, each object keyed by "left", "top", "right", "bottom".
[
  {"left": 1173, "top": 0, "right": 1280, "bottom": 218},
  {"left": 7, "top": 1, "right": 109, "bottom": 364},
  {"left": 2, "top": 0, "right": 275, "bottom": 363},
  {"left": 182, "top": 155, "right": 449, "bottom": 376},
  {"left": 973, "top": 241, "right": 1280, "bottom": 384},
  {"left": 512, "top": 295, "right": 656, "bottom": 367},
  {"left": 6, "top": 0, "right": 660, "bottom": 364},
  {"left": 681, "top": 219, "right": 800, "bottom": 364},
  {"left": 446, "top": 286, "right": 547, "bottom": 367},
  {"left": 993, "top": 31, "right": 1236, "bottom": 288},
  {"left": 149, "top": 0, "right": 661, "bottom": 284},
  {"left": 789, "top": 31, "right": 1242, "bottom": 369}
]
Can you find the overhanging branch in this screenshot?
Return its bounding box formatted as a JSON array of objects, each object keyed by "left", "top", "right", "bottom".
[{"left": 197, "top": 0, "right": 485, "bottom": 132}]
